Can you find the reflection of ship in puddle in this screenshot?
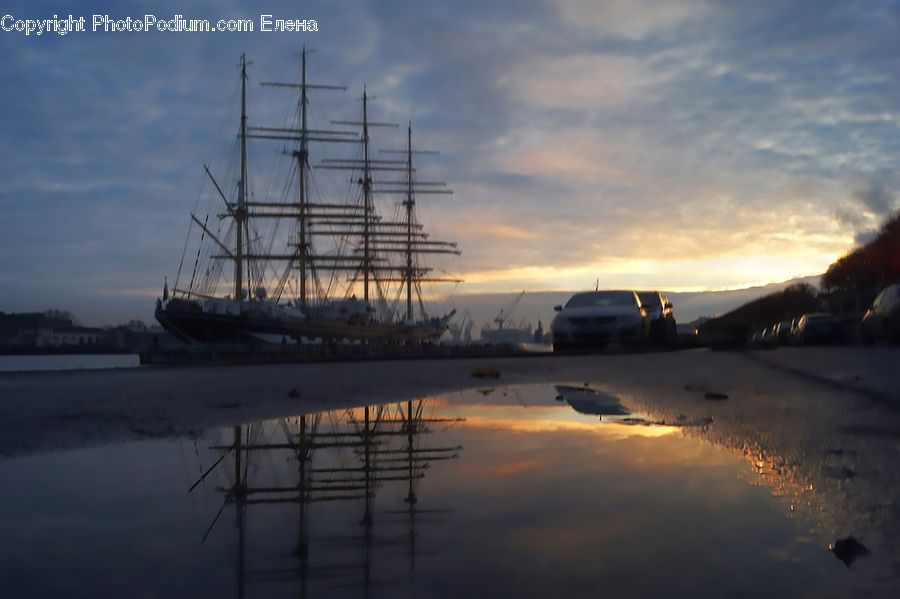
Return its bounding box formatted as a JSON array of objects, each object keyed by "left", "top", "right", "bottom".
[{"left": 191, "top": 400, "right": 464, "bottom": 597}]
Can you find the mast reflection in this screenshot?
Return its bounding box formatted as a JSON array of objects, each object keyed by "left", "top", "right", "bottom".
[{"left": 193, "top": 400, "right": 464, "bottom": 597}]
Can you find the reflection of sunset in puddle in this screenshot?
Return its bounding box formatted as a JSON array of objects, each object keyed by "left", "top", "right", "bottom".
[
  {"left": 458, "top": 409, "right": 681, "bottom": 437},
  {"left": 437, "top": 384, "right": 685, "bottom": 439}
]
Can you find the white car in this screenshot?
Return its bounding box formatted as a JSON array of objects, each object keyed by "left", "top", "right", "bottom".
[{"left": 551, "top": 290, "right": 650, "bottom": 351}]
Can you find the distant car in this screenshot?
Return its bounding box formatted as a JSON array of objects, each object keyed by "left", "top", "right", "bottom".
[
  {"left": 795, "top": 313, "right": 841, "bottom": 345},
  {"left": 551, "top": 290, "right": 649, "bottom": 351},
  {"left": 636, "top": 291, "right": 676, "bottom": 343},
  {"left": 748, "top": 329, "right": 763, "bottom": 347},
  {"left": 774, "top": 320, "right": 794, "bottom": 345},
  {"left": 750, "top": 327, "right": 777, "bottom": 349},
  {"left": 862, "top": 284, "right": 900, "bottom": 345},
  {"left": 789, "top": 317, "right": 802, "bottom": 345}
]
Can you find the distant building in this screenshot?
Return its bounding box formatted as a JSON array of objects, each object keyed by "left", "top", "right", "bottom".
[
  {"left": 33, "top": 326, "right": 111, "bottom": 347},
  {"left": 1, "top": 311, "right": 194, "bottom": 353},
  {"left": 1, "top": 312, "right": 68, "bottom": 345},
  {"left": 1, "top": 311, "right": 113, "bottom": 350}
]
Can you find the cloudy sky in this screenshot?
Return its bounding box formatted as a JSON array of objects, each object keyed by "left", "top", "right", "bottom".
[{"left": 2, "top": 0, "right": 900, "bottom": 324}]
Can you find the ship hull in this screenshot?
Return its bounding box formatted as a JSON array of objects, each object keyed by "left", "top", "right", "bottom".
[
  {"left": 156, "top": 301, "right": 447, "bottom": 344},
  {"left": 155, "top": 302, "right": 287, "bottom": 343}
]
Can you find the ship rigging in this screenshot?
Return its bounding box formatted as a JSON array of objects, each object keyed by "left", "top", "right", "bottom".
[{"left": 156, "top": 50, "right": 461, "bottom": 343}]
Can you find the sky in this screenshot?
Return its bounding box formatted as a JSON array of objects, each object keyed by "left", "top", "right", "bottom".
[{"left": 2, "top": 0, "right": 900, "bottom": 325}]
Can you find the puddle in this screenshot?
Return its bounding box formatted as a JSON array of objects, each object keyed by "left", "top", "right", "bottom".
[{"left": 0, "top": 384, "right": 864, "bottom": 597}]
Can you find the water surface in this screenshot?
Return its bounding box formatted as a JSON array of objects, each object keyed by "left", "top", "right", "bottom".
[
  {"left": 0, "top": 384, "right": 860, "bottom": 598},
  {"left": 0, "top": 354, "right": 140, "bottom": 372}
]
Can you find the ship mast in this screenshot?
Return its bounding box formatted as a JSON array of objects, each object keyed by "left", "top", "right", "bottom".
[
  {"left": 235, "top": 53, "right": 249, "bottom": 302},
  {"left": 319, "top": 95, "right": 403, "bottom": 307},
  {"left": 298, "top": 48, "right": 310, "bottom": 311},
  {"left": 194, "top": 401, "right": 464, "bottom": 595},
  {"left": 405, "top": 124, "right": 414, "bottom": 320},
  {"left": 362, "top": 88, "right": 372, "bottom": 302},
  {"left": 248, "top": 52, "right": 351, "bottom": 307},
  {"left": 377, "top": 127, "right": 461, "bottom": 320}
]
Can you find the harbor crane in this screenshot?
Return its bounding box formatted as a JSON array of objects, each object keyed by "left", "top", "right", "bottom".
[{"left": 493, "top": 291, "right": 525, "bottom": 331}]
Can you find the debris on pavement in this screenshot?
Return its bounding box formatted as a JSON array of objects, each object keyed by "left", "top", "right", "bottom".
[
  {"left": 830, "top": 536, "right": 869, "bottom": 567},
  {"left": 471, "top": 366, "right": 500, "bottom": 379}
]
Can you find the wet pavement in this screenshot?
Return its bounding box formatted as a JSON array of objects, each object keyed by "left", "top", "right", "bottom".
[{"left": 2, "top": 382, "right": 894, "bottom": 598}]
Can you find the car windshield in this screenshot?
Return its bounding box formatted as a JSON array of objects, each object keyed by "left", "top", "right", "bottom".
[
  {"left": 874, "top": 288, "right": 893, "bottom": 306},
  {"left": 637, "top": 292, "right": 661, "bottom": 308},
  {"left": 566, "top": 291, "right": 635, "bottom": 308}
]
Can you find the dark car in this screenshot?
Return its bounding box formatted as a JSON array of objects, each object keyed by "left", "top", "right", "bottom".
[
  {"left": 788, "top": 317, "right": 801, "bottom": 345},
  {"left": 749, "top": 327, "right": 776, "bottom": 349},
  {"left": 636, "top": 291, "right": 676, "bottom": 343},
  {"left": 862, "top": 284, "right": 900, "bottom": 345},
  {"left": 551, "top": 290, "right": 649, "bottom": 351},
  {"left": 774, "top": 320, "right": 794, "bottom": 345},
  {"left": 795, "top": 313, "right": 841, "bottom": 345}
]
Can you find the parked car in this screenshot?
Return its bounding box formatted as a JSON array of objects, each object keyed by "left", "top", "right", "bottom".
[
  {"left": 551, "top": 290, "right": 649, "bottom": 351},
  {"left": 862, "top": 284, "right": 900, "bottom": 345},
  {"left": 749, "top": 326, "right": 777, "bottom": 349},
  {"left": 789, "top": 317, "right": 801, "bottom": 345},
  {"left": 795, "top": 313, "right": 841, "bottom": 345},
  {"left": 774, "top": 320, "right": 794, "bottom": 345},
  {"left": 636, "top": 291, "right": 677, "bottom": 343}
]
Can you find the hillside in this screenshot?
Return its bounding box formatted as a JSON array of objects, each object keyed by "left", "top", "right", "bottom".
[
  {"left": 693, "top": 210, "right": 900, "bottom": 341},
  {"left": 822, "top": 211, "right": 900, "bottom": 297}
]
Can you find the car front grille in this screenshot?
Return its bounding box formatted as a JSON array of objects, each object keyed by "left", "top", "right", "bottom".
[{"left": 569, "top": 316, "right": 617, "bottom": 326}]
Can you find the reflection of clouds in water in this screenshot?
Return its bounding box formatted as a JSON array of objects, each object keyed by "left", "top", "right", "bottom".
[
  {"left": 0, "top": 383, "right": 865, "bottom": 597},
  {"left": 618, "top": 378, "right": 899, "bottom": 584}
]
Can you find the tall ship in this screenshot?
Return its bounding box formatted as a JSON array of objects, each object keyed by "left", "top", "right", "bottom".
[{"left": 156, "top": 51, "right": 460, "bottom": 343}]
